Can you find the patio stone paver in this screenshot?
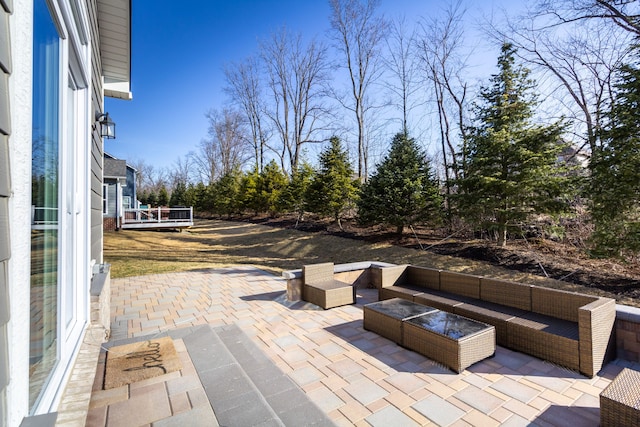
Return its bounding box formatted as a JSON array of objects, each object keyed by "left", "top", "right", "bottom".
[
  {"left": 490, "top": 377, "right": 540, "bottom": 403},
  {"left": 86, "top": 266, "right": 640, "bottom": 426},
  {"left": 412, "top": 394, "right": 466, "bottom": 425},
  {"left": 454, "top": 386, "right": 506, "bottom": 414},
  {"left": 366, "top": 405, "right": 420, "bottom": 427}
]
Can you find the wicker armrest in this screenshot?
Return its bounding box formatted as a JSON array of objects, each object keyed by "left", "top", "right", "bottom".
[
  {"left": 578, "top": 297, "right": 616, "bottom": 378},
  {"left": 379, "top": 265, "right": 409, "bottom": 288}
]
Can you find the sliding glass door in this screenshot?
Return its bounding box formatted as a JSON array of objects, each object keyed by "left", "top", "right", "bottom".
[{"left": 30, "top": 0, "right": 90, "bottom": 413}]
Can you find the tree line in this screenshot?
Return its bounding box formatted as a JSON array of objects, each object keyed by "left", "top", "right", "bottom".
[{"left": 134, "top": 0, "right": 640, "bottom": 260}]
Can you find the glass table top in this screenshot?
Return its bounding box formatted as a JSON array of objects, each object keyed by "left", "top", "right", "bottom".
[
  {"left": 405, "top": 310, "right": 490, "bottom": 339},
  {"left": 365, "top": 298, "right": 437, "bottom": 319}
]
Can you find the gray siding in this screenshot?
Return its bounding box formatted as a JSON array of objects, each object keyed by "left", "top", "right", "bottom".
[
  {"left": 0, "top": 0, "right": 12, "bottom": 423},
  {"left": 89, "top": 0, "right": 104, "bottom": 263}
]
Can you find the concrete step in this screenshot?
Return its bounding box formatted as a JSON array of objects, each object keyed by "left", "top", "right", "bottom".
[{"left": 182, "top": 324, "right": 335, "bottom": 427}]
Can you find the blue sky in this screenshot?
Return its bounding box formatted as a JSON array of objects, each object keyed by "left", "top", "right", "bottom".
[{"left": 105, "top": 0, "right": 515, "bottom": 171}]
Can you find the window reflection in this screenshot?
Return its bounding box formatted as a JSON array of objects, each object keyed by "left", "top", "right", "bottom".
[{"left": 30, "top": 0, "right": 60, "bottom": 410}]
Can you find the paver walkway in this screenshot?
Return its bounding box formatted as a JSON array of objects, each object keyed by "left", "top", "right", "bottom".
[{"left": 87, "top": 266, "right": 638, "bottom": 426}]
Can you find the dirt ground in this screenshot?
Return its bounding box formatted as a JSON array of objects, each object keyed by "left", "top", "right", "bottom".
[{"left": 240, "top": 214, "right": 640, "bottom": 303}]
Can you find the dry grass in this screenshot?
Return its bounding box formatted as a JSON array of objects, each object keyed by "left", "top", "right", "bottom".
[{"left": 104, "top": 219, "right": 599, "bottom": 294}]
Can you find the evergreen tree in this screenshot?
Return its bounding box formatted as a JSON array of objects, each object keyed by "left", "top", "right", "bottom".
[
  {"left": 213, "top": 169, "right": 242, "bottom": 217},
  {"left": 457, "top": 43, "right": 572, "bottom": 247},
  {"left": 182, "top": 183, "right": 198, "bottom": 209},
  {"left": 358, "top": 132, "right": 442, "bottom": 235},
  {"left": 146, "top": 190, "right": 158, "bottom": 207},
  {"left": 169, "top": 181, "right": 187, "bottom": 206},
  {"left": 193, "top": 182, "right": 212, "bottom": 212},
  {"left": 138, "top": 189, "right": 149, "bottom": 206},
  {"left": 591, "top": 47, "right": 640, "bottom": 257},
  {"left": 307, "top": 136, "right": 358, "bottom": 230},
  {"left": 158, "top": 185, "right": 169, "bottom": 206},
  {"left": 259, "top": 160, "right": 288, "bottom": 216},
  {"left": 278, "top": 161, "right": 315, "bottom": 223},
  {"left": 239, "top": 168, "right": 261, "bottom": 214}
]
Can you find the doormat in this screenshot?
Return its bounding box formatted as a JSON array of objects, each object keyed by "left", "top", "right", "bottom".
[{"left": 104, "top": 337, "right": 182, "bottom": 389}]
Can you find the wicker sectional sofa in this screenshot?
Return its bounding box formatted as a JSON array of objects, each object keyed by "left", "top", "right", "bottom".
[{"left": 378, "top": 264, "right": 616, "bottom": 377}]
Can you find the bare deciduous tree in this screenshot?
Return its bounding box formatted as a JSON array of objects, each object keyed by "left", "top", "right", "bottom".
[
  {"left": 261, "top": 27, "right": 331, "bottom": 175},
  {"left": 329, "top": 0, "right": 388, "bottom": 180},
  {"left": 416, "top": 0, "right": 471, "bottom": 219},
  {"left": 224, "top": 56, "right": 270, "bottom": 173},
  {"left": 534, "top": 0, "right": 640, "bottom": 36},
  {"left": 191, "top": 108, "right": 250, "bottom": 184},
  {"left": 486, "top": 5, "right": 632, "bottom": 153},
  {"left": 384, "top": 15, "right": 421, "bottom": 135},
  {"left": 168, "top": 156, "right": 194, "bottom": 188}
]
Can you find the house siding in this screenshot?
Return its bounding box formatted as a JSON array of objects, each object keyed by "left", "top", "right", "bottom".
[
  {"left": 5, "top": 0, "right": 32, "bottom": 424},
  {"left": 0, "top": 0, "right": 12, "bottom": 423},
  {"left": 89, "top": 0, "right": 104, "bottom": 264}
]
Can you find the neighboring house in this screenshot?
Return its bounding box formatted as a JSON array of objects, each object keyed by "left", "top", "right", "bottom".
[
  {"left": 103, "top": 153, "right": 137, "bottom": 231},
  {"left": 1, "top": 0, "right": 132, "bottom": 425}
]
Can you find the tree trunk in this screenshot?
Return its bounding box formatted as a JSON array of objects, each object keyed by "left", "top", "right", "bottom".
[
  {"left": 497, "top": 224, "right": 507, "bottom": 247},
  {"left": 396, "top": 225, "right": 404, "bottom": 235}
]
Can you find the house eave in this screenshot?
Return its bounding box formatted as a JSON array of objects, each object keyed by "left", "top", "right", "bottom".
[{"left": 97, "top": 0, "right": 132, "bottom": 100}]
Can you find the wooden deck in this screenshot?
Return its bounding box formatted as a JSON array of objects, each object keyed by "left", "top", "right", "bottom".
[{"left": 121, "top": 207, "right": 194, "bottom": 230}]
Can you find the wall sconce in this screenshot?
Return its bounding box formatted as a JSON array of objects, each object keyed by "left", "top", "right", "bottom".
[{"left": 95, "top": 111, "right": 116, "bottom": 139}]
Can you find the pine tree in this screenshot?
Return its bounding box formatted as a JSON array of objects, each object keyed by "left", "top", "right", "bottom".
[
  {"left": 146, "top": 190, "right": 158, "bottom": 207},
  {"left": 590, "top": 47, "right": 640, "bottom": 257},
  {"left": 457, "top": 43, "right": 572, "bottom": 247},
  {"left": 158, "top": 185, "right": 169, "bottom": 206},
  {"left": 213, "top": 169, "right": 242, "bottom": 217},
  {"left": 277, "top": 161, "right": 315, "bottom": 223},
  {"left": 239, "top": 168, "right": 261, "bottom": 215},
  {"left": 259, "top": 160, "right": 288, "bottom": 216},
  {"left": 169, "top": 181, "right": 187, "bottom": 206},
  {"left": 307, "top": 136, "right": 358, "bottom": 230},
  {"left": 358, "top": 132, "right": 442, "bottom": 235}
]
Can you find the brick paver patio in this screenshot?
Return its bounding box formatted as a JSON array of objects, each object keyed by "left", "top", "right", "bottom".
[{"left": 86, "top": 266, "right": 638, "bottom": 426}]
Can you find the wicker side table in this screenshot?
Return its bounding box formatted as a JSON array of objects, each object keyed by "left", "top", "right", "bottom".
[
  {"left": 600, "top": 368, "right": 640, "bottom": 427},
  {"left": 403, "top": 311, "right": 496, "bottom": 373},
  {"left": 363, "top": 298, "right": 437, "bottom": 344}
]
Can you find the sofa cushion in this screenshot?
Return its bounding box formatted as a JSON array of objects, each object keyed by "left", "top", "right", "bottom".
[
  {"left": 414, "top": 290, "right": 474, "bottom": 312},
  {"left": 480, "top": 278, "right": 532, "bottom": 311},
  {"left": 531, "top": 287, "right": 597, "bottom": 323},
  {"left": 439, "top": 271, "right": 481, "bottom": 299},
  {"left": 406, "top": 266, "right": 440, "bottom": 291},
  {"left": 454, "top": 299, "right": 527, "bottom": 346},
  {"left": 507, "top": 311, "right": 580, "bottom": 370},
  {"left": 379, "top": 285, "right": 424, "bottom": 302}
]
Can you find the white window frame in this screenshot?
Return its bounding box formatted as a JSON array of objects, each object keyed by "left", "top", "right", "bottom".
[
  {"left": 31, "top": 0, "right": 92, "bottom": 415},
  {"left": 103, "top": 184, "right": 108, "bottom": 214}
]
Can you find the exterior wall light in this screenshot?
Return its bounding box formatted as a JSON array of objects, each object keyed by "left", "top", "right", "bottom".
[{"left": 95, "top": 111, "right": 116, "bottom": 139}]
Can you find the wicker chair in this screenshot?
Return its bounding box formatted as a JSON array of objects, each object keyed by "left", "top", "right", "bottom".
[
  {"left": 600, "top": 368, "right": 640, "bottom": 426},
  {"left": 302, "top": 263, "right": 355, "bottom": 309}
]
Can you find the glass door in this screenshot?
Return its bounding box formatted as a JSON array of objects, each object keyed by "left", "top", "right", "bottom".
[{"left": 30, "top": 0, "right": 90, "bottom": 413}]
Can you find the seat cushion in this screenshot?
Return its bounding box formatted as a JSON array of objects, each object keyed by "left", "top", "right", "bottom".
[
  {"left": 507, "top": 311, "right": 580, "bottom": 370},
  {"left": 379, "top": 285, "right": 425, "bottom": 302},
  {"left": 414, "top": 290, "right": 474, "bottom": 312},
  {"left": 454, "top": 299, "right": 527, "bottom": 346}
]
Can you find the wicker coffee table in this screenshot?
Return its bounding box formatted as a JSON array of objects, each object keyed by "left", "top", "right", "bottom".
[
  {"left": 600, "top": 368, "right": 640, "bottom": 426},
  {"left": 363, "top": 298, "right": 438, "bottom": 344},
  {"left": 403, "top": 311, "right": 496, "bottom": 373}
]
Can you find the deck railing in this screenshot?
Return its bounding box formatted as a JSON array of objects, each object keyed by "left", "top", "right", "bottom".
[{"left": 121, "top": 207, "right": 194, "bottom": 229}]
